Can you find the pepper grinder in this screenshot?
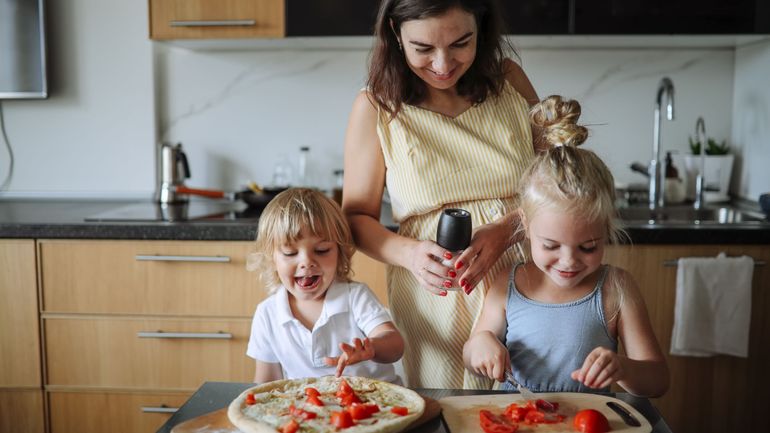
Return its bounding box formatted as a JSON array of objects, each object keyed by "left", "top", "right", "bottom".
[{"left": 436, "top": 208, "right": 472, "bottom": 268}]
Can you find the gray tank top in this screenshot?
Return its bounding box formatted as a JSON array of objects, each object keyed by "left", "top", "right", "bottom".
[{"left": 503, "top": 264, "right": 617, "bottom": 392}]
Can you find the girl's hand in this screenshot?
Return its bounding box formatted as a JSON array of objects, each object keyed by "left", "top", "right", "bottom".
[
  {"left": 455, "top": 219, "right": 518, "bottom": 295},
  {"left": 571, "top": 346, "right": 625, "bottom": 389},
  {"left": 408, "top": 239, "right": 455, "bottom": 296},
  {"left": 323, "top": 338, "right": 375, "bottom": 377},
  {"left": 464, "top": 331, "right": 510, "bottom": 382}
]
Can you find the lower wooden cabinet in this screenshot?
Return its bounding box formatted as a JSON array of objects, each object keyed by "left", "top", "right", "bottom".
[
  {"left": 0, "top": 390, "right": 45, "bottom": 433},
  {"left": 48, "top": 390, "right": 190, "bottom": 433}
]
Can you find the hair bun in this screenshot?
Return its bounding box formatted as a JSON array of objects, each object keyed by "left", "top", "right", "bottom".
[{"left": 530, "top": 95, "right": 589, "bottom": 147}]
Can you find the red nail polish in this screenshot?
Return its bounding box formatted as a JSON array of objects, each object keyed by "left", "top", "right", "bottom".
[
  {"left": 443, "top": 251, "right": 453, "bottom": 260},
  {"left": 439, "top": 290, "right": 448, "bottom": 296},
  {"left": 448, "top": 270, "right": 457, "bottom": 278},
  {"left": 443, "top": 280, "right": 452, "bottom": 288},
  {"left": 463, "top": 286, "right": 471, "bottom": 295},
  {"left": 460, "top": 279, "right": 468, "bottom": 287},
  {"left": 455, "top": 260, "right": 464, "bottom": 269}
]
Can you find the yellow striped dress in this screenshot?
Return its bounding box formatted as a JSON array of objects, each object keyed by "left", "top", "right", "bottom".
[{"left": 376, "top": 81, "right": 534, "bottom": 389}]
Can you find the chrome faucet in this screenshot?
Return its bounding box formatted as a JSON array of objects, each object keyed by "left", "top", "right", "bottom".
[
  {"left": 649, "top": 77, "right": 675, "bottom": 209},
  {"left": 693, "top": 117, "right": 706, "bottom": 210}
]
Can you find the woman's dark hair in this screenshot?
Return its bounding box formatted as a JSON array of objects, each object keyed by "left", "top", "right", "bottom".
[{"left": 367, "top": 0, "right": 512, "bottom": 119}]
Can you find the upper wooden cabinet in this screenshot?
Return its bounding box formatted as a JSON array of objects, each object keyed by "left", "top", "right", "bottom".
[{"left": 149, "top": 0, "right": 285, "bottom": 40}]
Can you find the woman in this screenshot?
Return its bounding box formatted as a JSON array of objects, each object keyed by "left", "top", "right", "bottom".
[{"left": 342, "top": 0, "right": 541, "bottom": 389}]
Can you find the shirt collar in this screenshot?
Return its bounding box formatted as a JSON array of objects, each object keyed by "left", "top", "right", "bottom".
[{"left": 274, "top": 280, "right": 350, "bottom": 325}]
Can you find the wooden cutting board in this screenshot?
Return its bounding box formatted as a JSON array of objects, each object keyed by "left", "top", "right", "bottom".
[
  {"left": 171, "top": 395, "right": 441, "bottom": 433},
  {"left": 439, "top": 393, "right": 651, "bottom": 433}
]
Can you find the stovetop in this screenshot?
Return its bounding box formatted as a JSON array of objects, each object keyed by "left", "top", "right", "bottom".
[{"left": 84, "top": 201, "right": 262, "bottom": 223}]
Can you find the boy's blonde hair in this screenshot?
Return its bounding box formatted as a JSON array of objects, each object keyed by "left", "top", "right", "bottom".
[
  {"left": 247, "top": 188, "right": 356, "bottom": 292},
  {"left": 517, "top": 95, "right": 625, "bottom": 245}
]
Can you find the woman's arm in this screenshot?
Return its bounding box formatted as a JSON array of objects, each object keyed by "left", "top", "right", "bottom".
[
  {"left": 463, "top": 269, "right": 511, "bottom": 382},
  {"left": 254, "top": 360, "right": 283, "bottom": 384},
  {"left": 503, "top": 58, "right": 548, "bottom": 154},
  {"left": 342, "top": 92, "right": 454, "bottom": 295}
]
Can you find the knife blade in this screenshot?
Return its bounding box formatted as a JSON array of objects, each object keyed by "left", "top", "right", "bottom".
[
  {"left": 606, "top": 401, "right": 642, "bottom": 427},
  {"left": 503, "top": 371, "right": 556, "bottom": 411}
]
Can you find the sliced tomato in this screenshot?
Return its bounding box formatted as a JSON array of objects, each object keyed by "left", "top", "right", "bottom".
[
  {"left": 289, "top": 404, "right": 317, "bottom": 420},
  {"left": 305, "top": 387, "right": 320, "bottom": 398},
  {"left": 306, "top": 394, "right": 324, "bottom": 406},
  {"left": 280, "top": 419, "right": 299, "bottom": 433},
  {"left": 573, "top": 409, "right": 610, "bottom": 433},
  {"left": 330, "top": 410, "right": 355, "bottom": 429},
  {"left": 336, "top": 378, "right": 355, "bottom": 397},
  {"left": 524, "top": 409, "right": 545, "bottom": 424},
  {"left": 503, "top": 404, "right": 528, "bottom": 422},
  {"left": 340, "top": 392, "right": 362, "bottom": 406},
  {"left": 535, "top": 399, "right": 559, "bottom": 412},
  {"left": 390, "top": 406, "right": 409, "bottom": 416},
  {"left": 479, "top": 409, "right": 518, "bottom": 433},
  {"left": 245, "top": 393, "right": 256, "bottom": 405},
  {"left": 347, "top": 403, "right": 380, "bottom": 420}
]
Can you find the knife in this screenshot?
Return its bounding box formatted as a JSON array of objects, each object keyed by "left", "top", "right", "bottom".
[
  {"left": 504, "top": 371, "right": 556, "bottom": 411},
  {"left": 606, "top": 401, "right": 642, "bottom": 427}
]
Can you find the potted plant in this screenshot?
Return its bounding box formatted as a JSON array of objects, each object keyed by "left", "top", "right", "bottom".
[{"left": 683, "top": 137, "right": 733, "bottom": 202}]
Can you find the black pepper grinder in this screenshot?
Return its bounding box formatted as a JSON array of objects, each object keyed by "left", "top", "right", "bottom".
[{"left": 436, "top": 208, "right": 472, "bottom": 289}]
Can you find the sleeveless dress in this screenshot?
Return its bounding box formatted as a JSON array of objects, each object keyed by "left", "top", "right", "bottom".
[
  {"left": 503, "top": 264, "right": 618, "bottom": 392},
  {"left": 376, "top": 81, "right": 534, "bottom": 389}
]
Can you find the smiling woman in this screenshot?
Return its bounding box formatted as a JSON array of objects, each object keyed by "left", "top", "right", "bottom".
[{"left": 342, "top": 0, "right": 542, "bottom": 390}]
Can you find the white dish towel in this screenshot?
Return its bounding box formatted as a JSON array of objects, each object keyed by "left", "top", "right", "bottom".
[{"left": 671, "top": 252, "right": 754, "bottom": 357}]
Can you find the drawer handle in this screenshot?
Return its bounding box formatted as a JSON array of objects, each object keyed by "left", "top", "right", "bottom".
[
  {"left": 135, "top": 254, "right": 231, "bottom": 263},
  {"left": 137, "top": 331, "right": 233, "bottom": 339},
  {"left": 141, "top": 405, "right": 179, "bottom": 414},
  {"left": 170, "top": 19, "right": 256, "bottom": 27}
]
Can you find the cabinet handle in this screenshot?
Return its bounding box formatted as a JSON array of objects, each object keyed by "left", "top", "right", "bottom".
[
  {"left": 141, "top": 405, "right": 179, "bottom": 413},
  {"left": 170, "top": 19, "right": 256, "bottom": 27},
  {"left": 135, "top": 254, "right": 231, "bottom": 263},
  {"left": 137, "top": 331, "right": 233, "bottom": 339}
]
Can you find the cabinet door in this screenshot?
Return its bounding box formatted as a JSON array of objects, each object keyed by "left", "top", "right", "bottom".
[
  {"left": 0, "top": 390, "right": 44, "bottom": 433},
  {"left": 500, "top": 0, "right": 570, "bottom": 34},
  {"left": 286, "top": 0, "right": 379, "bottom": 36},
  {"left": 605, "top": 244, "right": 770, "bottom": 433},
  {"left": 0, "top": 240, "right": 41, "bottom": 388},
  {"left": 351, "top": 252, "right": 388, "bottom": 307},
  {"left": 45, "top": 317, "right": 253, "bottom": 389},
  {"left": 48, "top": 391, "right": 190, "bottom": 433},
  {"left": 39, "top": 240, "right": 266, "bottom": 317},
  {"left": 149, "top": 0, "right": 285, "bottom": 40},
  {"left": 574, "top": 0, "right": 767, "bottom": 34}
]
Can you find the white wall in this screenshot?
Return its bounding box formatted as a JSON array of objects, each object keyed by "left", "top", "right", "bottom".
[
  {"left": 0, "top": 1, "right": 765, "bottom": 202},
  {"left": 731, "top": 39, "right": 770, "bottom": 201}
]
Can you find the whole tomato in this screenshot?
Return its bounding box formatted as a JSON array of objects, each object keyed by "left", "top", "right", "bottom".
[{"left": 573, "top": 409, "right": 610, "bottom": 433}]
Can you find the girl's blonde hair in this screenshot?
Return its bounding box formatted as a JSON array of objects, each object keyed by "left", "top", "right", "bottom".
[
  {"left": 247, "top": 188, "right": 356, "bottom": 292},
  {"left": 518, "top": 95, "right": 629, "bottom": 322},
  {"left": 517, "top": 95, "right": 625, "bottom": 245}
]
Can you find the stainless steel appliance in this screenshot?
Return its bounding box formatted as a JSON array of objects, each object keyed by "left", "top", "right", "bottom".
[{"left": 0, "top": 0, "right": 47, "bottom": 99}]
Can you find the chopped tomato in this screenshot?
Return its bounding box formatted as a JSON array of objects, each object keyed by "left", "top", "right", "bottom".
[
  {"left": 289, "top": 404, "right": 317, "bottom": 420},
  {"left": 306, "top": 394, "right": 324, "bottom": 406},
  {"left": 503, "top": 404, "right": 528, "bottom": 422},
  {"left": 279, "top": 419, "right": 299, "bottom": 433},
  {"left": 524, "top": 410, "right": 545, "bottom": 424},
  {"left": 330, "top": 410, "right": 355, "bottom": 429},
  {"left": 390, "top": 406, "right": 409, "bottom": 416},
  {"left": 336, "top": 379, "right": 355, "bottom": 397},
  {"left": 535, "top": 399, "right": 559, "bottom": 412},
  {"left": 340, "top": 392, "right": 362, "bottom": 406},
  {"left": 305, "top": 387, "right": 320, "bottom": 398},
  {"left": 245, "top": 393, "right": 256, "bottom": 405},
  {"left": 479, "top": 409, "right": 518, "bottom": 433},
  {"left": 347, "top": 403, "right": 380, "bottom": 420},
  {"left": 573, "top": 409, "right": 610, "bottom": 433}
]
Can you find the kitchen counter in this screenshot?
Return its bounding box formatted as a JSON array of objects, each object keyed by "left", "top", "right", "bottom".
[
  {"left": 1, "top": 198, "right": 769, "bottom": 243},
  {"left": 157, "top": 382, "right": 673, "bottom": 433}
]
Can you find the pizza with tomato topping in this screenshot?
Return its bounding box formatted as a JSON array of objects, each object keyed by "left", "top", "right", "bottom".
[{"left": 227, "top": 376, "right": 425, "bottom": 433}]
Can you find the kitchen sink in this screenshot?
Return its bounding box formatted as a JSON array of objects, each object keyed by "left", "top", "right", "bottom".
[{"left": 617, "top": 205, "right": 769, "bottom": 226}]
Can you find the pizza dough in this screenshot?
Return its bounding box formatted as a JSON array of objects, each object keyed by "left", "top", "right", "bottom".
[{"left": 228, "top": 376, "right": 425, "bottom": 433}]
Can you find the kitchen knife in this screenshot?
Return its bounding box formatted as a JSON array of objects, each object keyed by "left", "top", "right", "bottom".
[
  {"left": 606, "top": 401, "right": 642, "bottom": 427},
  {"left": 504, "top": 371, "right": 556, "bottom": 411}
]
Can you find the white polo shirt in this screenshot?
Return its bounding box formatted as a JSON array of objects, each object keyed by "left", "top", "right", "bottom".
[{"left": 247, "top": 280, "right": 400, "bottom": 384}]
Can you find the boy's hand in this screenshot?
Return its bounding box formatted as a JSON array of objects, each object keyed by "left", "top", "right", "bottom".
[
  {"left": 323, "top": 338, "right": 375, "bottom": 377},
  {"left": 571, "top": 346, "right": 624, "bottom": 389},
  {"left": 465, "top": 331, "right": 510, "bottom": 382}
]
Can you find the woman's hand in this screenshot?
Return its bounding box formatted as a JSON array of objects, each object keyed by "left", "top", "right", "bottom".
[
  {"left": 323, "top": 338, "right": 375, "bottom": 377},
  {"left": 407, "top": 239, "right": 456, "bottom": 296},
  {"left": 463, "top": 331, "right": 510, "bottom": 382},
  {"left": 571, "top": 346, "right": 625, "bottom": 389},
  {"left": 455, "top": 217, "right": 519, "bottom": 294}
]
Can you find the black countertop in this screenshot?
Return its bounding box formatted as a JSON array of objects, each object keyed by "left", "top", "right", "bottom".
[
  {"left": 1, "top": 198, "right": 769, "bottom": 243},
  {"left": 157, "top": 382, "right": 673, "bottom": 433}
]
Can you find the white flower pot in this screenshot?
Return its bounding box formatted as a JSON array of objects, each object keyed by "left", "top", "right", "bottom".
[{"left": 682, "top": 154, "right": 734, "bottom": 202}]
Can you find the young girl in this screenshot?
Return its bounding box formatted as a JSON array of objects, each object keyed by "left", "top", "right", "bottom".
[
  {"left": 246, "top": 188, "right": 404, "bottom": 384},
  {"left": 463, "top": 96, "right": 669, "bottom": 397}
]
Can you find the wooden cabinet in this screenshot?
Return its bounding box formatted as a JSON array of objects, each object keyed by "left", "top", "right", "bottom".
[
  {"left": 149, "top": 0, "right": 285, "bottom": 40},
  {"left": 0, "top": 239, "right": 44, "bottom": 433},
  {"left": 605, "top": 244, "right": 770, "bottom": 433}
]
